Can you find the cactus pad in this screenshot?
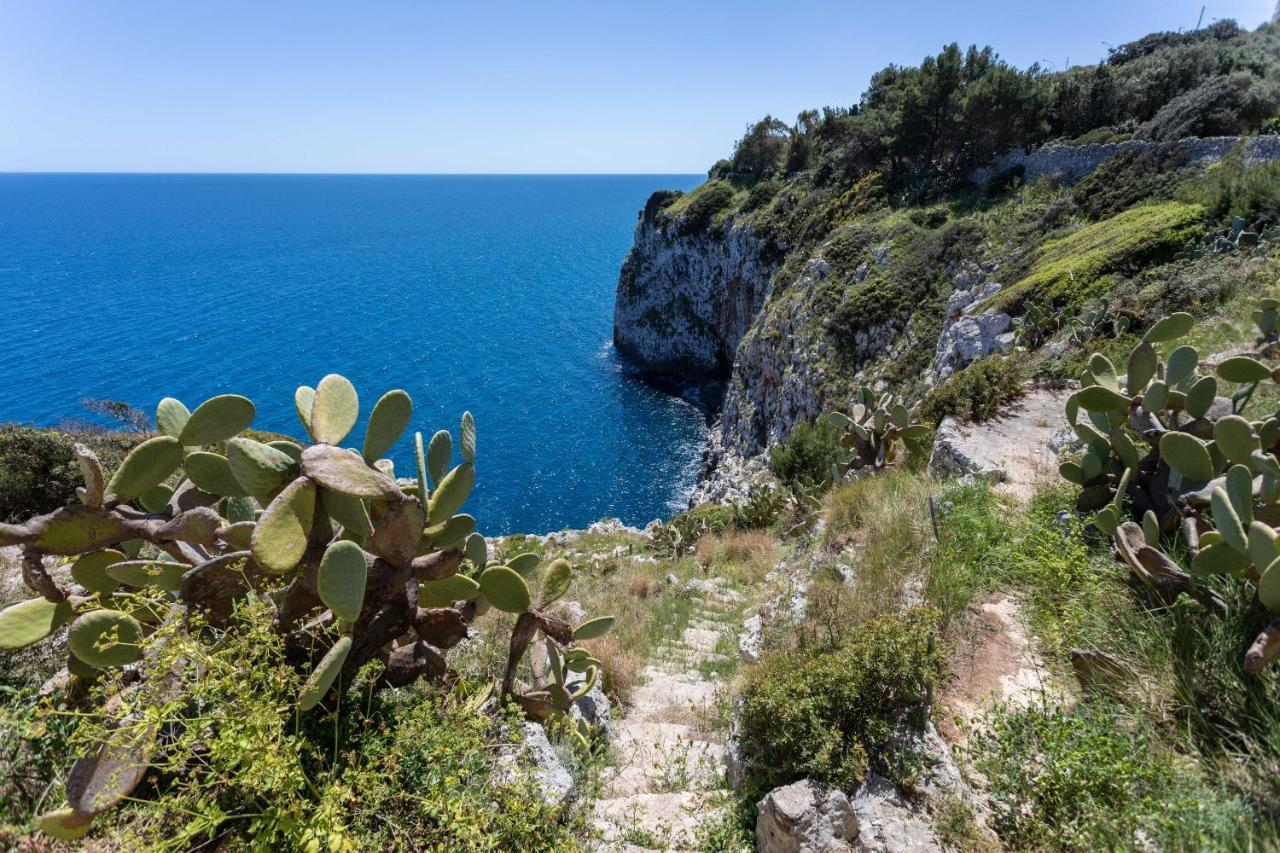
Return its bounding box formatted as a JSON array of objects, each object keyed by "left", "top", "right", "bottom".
[
  {"left": 36, "top": 808, "right": 93, "bottom": 841},
  {"left": 427, "top": 463, "right": 474, "bottom": 526},
  {"left": 420, "top": 573, "right": 480, "bottom": 607},
  {"left": 422, "top": 513, "right": 475, "bottom": 551},
  {"left": 107, "top": 559, "right": 187, "bottom": 593},
  {"left": 107, "top": 436, "right": 183, "bottom": 502},
  {"left": 300, "top": 444, "right": 401, "bottom": 500},
  {"left": 298, "top": 635, "right": 352, "bottom": 711},
  {"left": 464, "top": 532, "right": 488, "bottom": 567},
  {"left": 1218, "top": 356, "right": 1272, "bottom": 384},
  {"left": 1143, "top": 312, "right": 1194, "bottom": 343},
  {"left": 460, "top": 411, "right": 477, "bottom": 464},
  {"left": 226, "top": 437, "right": 296, "bottom": 495},
  {"left": 1215, "top": 416, "right": 1260, "bottom": 465},
  {"left": 178, "top": 395, "right": 255, "bottom": 446},
  {"left": 1076, "top": 385, "right": 1130, "bottom": 413},
  {"left": 68, "top": 610, "right": 144, "bottom": 668},
  {"left": 320, "top": 488, "right": 373, "bottom": 538},
  {"left": 1160, "top": 432, "right": 1215, "bottom": 483},
  {"left": 363, "top": 390, "right": 413, "bottom": 462},
  {"left": 540, "top": 558, "right": 572, "bottom": 606},
  {"left": 479, "top": 566, "right": 531, "bottom": 613},
  {"left": 427, "top": 429, "right": 452, "bottom": 486},
  {"left": 572, "top": 616, "right": 615, "bottom": 641},
  {"left": 185, "top": 451, "right": 251, "bottom": 497},
  {"left": 317, "top": 540, "right": 367, "bottom": 624},
  {"left": 310, "top": 374, "right": 359, "bottom": 445},
  {"left": 0, "top": 597, "right": 75, "bottom": 650},
  {"left": 73, "top": 549, "right": 126, "bottom": 595},
  {"left": 506, "top": 551, "right": 540, "bottom": 578},
  {"left": 1184, "top": 375, "right": 1218, "bottom": 419},
  {"left": 1127, "top": 342, "right": 1158, "bottom": 394},
  {"left": 294, "top": 386, "right": 316, "bottom": 436},
  {"left": 251, "top": 477, "right": 317, "bottom": 574},
  {"left": 155, "top": 397, "right": 191, "bottom": 439}
]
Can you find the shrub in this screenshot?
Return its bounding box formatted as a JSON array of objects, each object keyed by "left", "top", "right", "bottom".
[
  {"left": 735, "top": 607, "right": 944, "bottom": 800},
  {"left": 971, "top": 702, "right": 1255, "bottom": 852},
  {"left": 981, "top": 201, "right": 1205, "bottom": 313},
  {"left": 1070, "top": 146, "right": 1192, "bottom": 220},
  {"left": 0, "top": 426, "right": 138, "bottom": 522},
  {"left": 1181, "top": 144, "right": 1280, "bottom": 224},
  {"left": 919, "top": 356, "right": 1024, "bottom": 425},
  {"left": 1137, "top": 73, "right": 1280, "bottom": 142},
  {"left": 769, "top": 420, "right": 844, "bottom": 488},
  {"left": 672, "top": 181, "right": 736, "bottom": 235}
]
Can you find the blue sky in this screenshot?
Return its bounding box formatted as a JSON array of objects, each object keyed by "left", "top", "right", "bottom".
[{"left": 0, "top": 1, "right": 1274, "bottom": 173}]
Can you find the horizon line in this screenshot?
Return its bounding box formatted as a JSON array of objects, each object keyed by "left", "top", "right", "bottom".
[{"left": 0, "top": 169, "right": 708, "bottom": 177}]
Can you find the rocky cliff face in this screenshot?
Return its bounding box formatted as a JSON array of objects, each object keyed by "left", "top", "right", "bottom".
[{"left": 613, "top": 214, "right": 775, "bottom": 380}]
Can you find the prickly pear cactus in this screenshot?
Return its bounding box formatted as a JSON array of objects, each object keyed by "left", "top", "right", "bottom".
[
  {"left": 821, "top": 385, "right": 932, "bottom": 479},
  {"left": 1057, "top": 299, "right": 1280, "bottom": 672},
  {"left": 0, "top": 374, "right": 614, "bottom": 839}
]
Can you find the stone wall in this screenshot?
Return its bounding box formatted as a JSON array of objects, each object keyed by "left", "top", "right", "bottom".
[{"left": 970, "top": 134, "right": 1280, "bottom": 187}]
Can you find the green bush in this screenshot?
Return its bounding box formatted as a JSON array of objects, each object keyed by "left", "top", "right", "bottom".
[
  {"left": 971, "top": 702, "right": 1256, "bottom": 852},
  {"left": 735, "top": 607, "right": 944, "bottom": 800},
  {"left": 672, "top": 181, "right": 736, "bottom": 235},
  {"left": 1070, "top": 146, "right": 1192, "bottom": 220},
  {"left": 0, "top": 426, "right": 138, "bottom": 522},
  {"left": 1181, "top": 145, "right": 1280, "bottom": 224},
  {"left": 769, "top": 420, "right": 845, "bottom": 488},
  {"left": 1137, "top": 73, "right": 1280, "bottom": 142},
  {"left": 919, "top": 356, "right": 1024, "bottom": 425},
  {"left": 11, "top": 595, "right": 581, "bottom": 850}
]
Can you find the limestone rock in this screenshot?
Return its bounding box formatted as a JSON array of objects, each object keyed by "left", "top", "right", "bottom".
[
  {"left": 756, "top": 779, "right": 860, "bottom": 853},
  {"left": 498, "top": 722, "right": 573, "bottom": 810},
  {"left": 849, "top": 774, "right": 940, "bottom": 852}
]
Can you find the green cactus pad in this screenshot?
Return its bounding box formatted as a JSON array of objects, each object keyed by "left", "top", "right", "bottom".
[
  {"left": 540, "top": 558, "right": 572, "bottom": 606},
  {"left": 1184, "top": 375, "right": 1218, "bottom": 420},
  {"left": 106, "top": 560, "right": 187, "bottom": 593},
  {"left": 1225, "top": 464, "right": 1255, "bottom": 526},
  {"left": 251, "top": 477, "right": 317, "bottom": 574},
  {"left": 1127, "top": 343, "right": 1158, "bottom": 395},
  {"left": 1088, "top": 354, "right": 1119, "bottom": 390},
  {"left": 320, "top": 488, "right": 373, "bottom": 538},
  {"left": 1142, "top": 511, "right": 1160, "bottom": 547},
  {"left": 155, "top": 397, "right": 191, "bottom": 439},
  {"left": 1059, "top": 461, "right": 1086, "bottom": 485},
  {"left": 427, "top": 430, "right": 452, "bottom": 486},
  {"left": 1218, "top": 356, "right": 1272, "bottom": 384},
  {"left": 1165, "top": 346, "right": 1199, "bottom": 389},
  {"left": 460, "top": 411, "right": 477, "bottom": 464},
  {"left": 36, "top": 808, "right": 93, "bottom": 841},
  {"left": 68, "top": 609, "right": 144, "bottom": 668},
  {"left": 178, "top": 395, "right": 255, "bottom": 446},
  {"left": 1194, "top": 541, "right": 1249, "bottom": 575},
  {"left": 184, "top": 451, "right": 251, "bottom": 497},
  {"left": 1080, "top": 451, "right": 1104, "bottom": 482},
  {"left": 310, "top": 374, "right": 359, "bottom": 445},
  {"left": 0, "top": 597, "right": 75, "bottom": 650},
  {"left": 1260, "top": 557, "right": 1280, "bottom": 612},
  {"left": 363, "top": 390, "right": 413, "bottom": 462},
  {"left": 422, "top": 513, "right": 475, "bottom": 551},
  {"left": 572, "top": 615, "right": 615, "bottom": 641},
  {"left": 1160, "top": 432, "right": 1215, "bottom": 483},
  {"left": 506, "top": 552, "right": 541, "bottom": 578},
  {"left": 1095, "top": 504, "right": 1121, "bottom": 535},
  {"left": 889, "top": 403, "right": 911, "bottom": 429},
  {"left": 414, "top": 431, "right": 429, "bottom": 501},
  {"left": 478, "top": 566, "right": 531, "bottom": 613},
  {"left": 268, "top": 439, "right": 304, "bottom": 462},
  {"left": 138, "top": 483, "right": 173, "bottom": 514},
  {"left": 317, "top": 540, "right": 367, "bottom": 624},
  {"left": 427, "top": 463, "right": 474, "bottom": 526},
  {"left": 300, "top": 444, "right": 401, "bottom": 500},
  {"left": 1215, "top": 416, "right": 1260, "bottom": 465},
  {"left": 1110, "top": 430, "right": 1140, "bottom": 471},
  {"left": 73, "top": 550, "right": 126, "bottom": 595},
  {"left": 225, "top": 437, "right": 296, "bottom": 496},
  {"left": 1143, "top": 312, "right": 1194, "bottom": 343},
  {"left": 419, "top": 573, "right": 481, "bottom": 607},
  {"left": 1143, "top": 381, "right": 1170, "bottom": 412},
  {"left": 1248, "top": 522, "right": 1278, "bottom": 571},
  {"left": 298, "top": 635, "right": 352, "bottom": 711},
  {"left": 106, "top": 436, "right": 182, "bottom": 502},
  {"left": 294, "top": 386, "right": 316, "bottom": 437},
  {"left": 222, "top": 520, "right": 256, "bottom": 550},
  {"left": 1076, "top": 385, "right": 1130, "bottom": 414},
  {"left": 1211, "top": 487, "right": 1248, "bottom": 555},
  {"left": 464, "top": 532, "right": 488, "bottom": 568}
]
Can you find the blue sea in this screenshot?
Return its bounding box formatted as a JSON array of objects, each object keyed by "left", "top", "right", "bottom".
[{"left": 0, "top": 173, "right": 705, "bottom": 534}]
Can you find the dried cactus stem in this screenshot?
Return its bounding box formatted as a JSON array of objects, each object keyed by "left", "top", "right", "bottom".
[
  {"left": 22, "top": 549, "right": 67, "bottom": 603},
  {"left": 1245, "top": 620, "right": 1280, "bottom": 673}
]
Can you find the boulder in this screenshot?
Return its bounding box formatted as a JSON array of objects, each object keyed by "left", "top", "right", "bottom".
[
  {"left": 849, "top": 774, "right": 941, "bottom": 852},
  {"left": 757, "top": 779, "right": 860, "bottom": 852},
  {"left": 497, "top": 722, "right": 574, "bottom": 810}
]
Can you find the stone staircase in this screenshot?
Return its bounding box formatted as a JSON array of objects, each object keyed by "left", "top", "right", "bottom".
[{"left": 592, "top": 581, "right": 744, "bottom": 850}]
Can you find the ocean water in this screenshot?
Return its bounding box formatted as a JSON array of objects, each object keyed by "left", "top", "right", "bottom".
[{"left": 0, "top": 173, "right": 706, "bottom": 534}]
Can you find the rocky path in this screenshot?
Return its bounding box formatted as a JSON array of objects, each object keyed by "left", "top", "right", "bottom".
[{"left": 592, "top": 580, "right": 745, "bottom": 851}]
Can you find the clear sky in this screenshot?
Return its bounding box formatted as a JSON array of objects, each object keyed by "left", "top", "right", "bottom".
[{"left": 1, "top": 1, "right": 1275, "bottom": 174}]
